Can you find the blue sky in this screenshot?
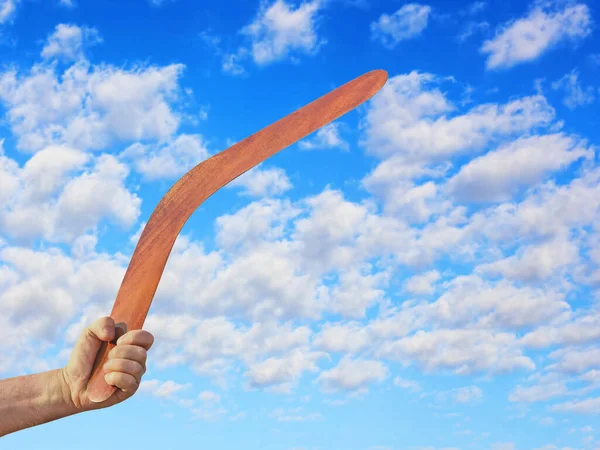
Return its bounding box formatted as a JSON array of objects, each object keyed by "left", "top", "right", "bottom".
[{"left": 1, "top": 0, "right": 600, "bottom": 449}]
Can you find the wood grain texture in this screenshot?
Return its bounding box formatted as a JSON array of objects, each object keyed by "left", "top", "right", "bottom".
[{"left": 86, "top": 69, "right": 388, "bottom": 402}]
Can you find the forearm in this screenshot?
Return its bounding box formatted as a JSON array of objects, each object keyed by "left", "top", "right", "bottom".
[{"left": 0, "top": 369, "right": 79, "bottom": 437}]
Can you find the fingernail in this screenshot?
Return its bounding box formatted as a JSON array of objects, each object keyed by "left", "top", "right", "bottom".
[{"left": 103, "top": 363, "right": 108, "bottom": 373}]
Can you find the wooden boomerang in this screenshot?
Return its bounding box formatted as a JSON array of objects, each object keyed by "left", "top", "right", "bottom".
[{"left": 86, "top": 69, "right": 388, "bottom": 403}]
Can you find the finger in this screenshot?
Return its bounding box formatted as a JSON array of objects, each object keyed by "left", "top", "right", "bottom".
[
  {"left": 103, "top": 358, "right": 145, "bottom": 379},
  {"left": 69, "top": 317, "right": 115, "bottom": 373},
  {"left": 116, "top": 330, "right": 154, "bottom": 350},
  {"left": 104, "top": 372, "right": 139, "bottom": 393},
  {"left": 108, "top": 344, "right": 147, "bottom": 364}
]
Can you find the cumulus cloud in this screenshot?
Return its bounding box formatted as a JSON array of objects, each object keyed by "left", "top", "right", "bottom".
[
  {"left": 551, "top": 69, "right": 596, "bottom": 109},
  {"left": 551, "top": 397, "right": 600, "bottom": 414},
  {"left": 0, "top": 243, "right": 125, "bottom": 375},
  {"left": 139, "top": 379, "right": 192, "bottom": 398},
  {"left": 215, "top": 198, "right": 301, "bottom": 251},
  {"left": 436, "top": 385, "right": 483, "bottom": 404},
  {"left": 317, "top": 357, "right": 389, "bottom": 394},
  {"left": 446, "top": 134, "right": 592, "bottom": 203},
  {"left": 404, "top": 270, "right": 441, "bottom": 295},
  {"left": 393, "top": 376, "right": 421, "bottom": 392},
  {"left": 0, "top": 147, "right": 141, "bottom": 242},
  {"left": 224, "top": 0, "right": 324, "bottom": 72},
  {"left": 468, "top": 165, "right": 600, "bottom": 244},
  {"left": 370, "top": 3, "right": 431, "bottom": 49},
  {"left": 41, "top": 23, "right": 102, "bottom": 62},
  {"left": 0, "top": 0, "right": 18, "bottom": 24},
  {"left": 245, "top": 348, "right": 326, "bottom": 392},
  {"left": 520, "top": 312, "right": 600, "bottom": 349},
  {"left": 299, "top": 123, "right": 349, "bottom": 151},
  {"left": 481, "top": 1, "right": 592, "bottom": 70},
  {"left": 314, "top": 322, "right": 371, "bottom": 354},
  {"left": 121, "top": 134, "right": 209, "bottom": 180},
  {"left": 476, "top": 233, "right": 580, "bottom": 283},
  {"left": 0, "top": 61, "right": 185, "bottom": 152},
  {"left": 377, "top": 328, "right": 535, "bottom": 375},
  {"left": 548, "top": 347, "right": 600, "bottom": 374},
  {"left": 228, "top": 165, "right": 292, "bottom": 197},
  {"left": 326, "top": 265, "right": 389, "bottom": 318},
  {"left": 509, "top": 373, "right": 568, "bottom": 403},
  {"left": 361, "top": 71, "right": 555, "bottom": 161}
]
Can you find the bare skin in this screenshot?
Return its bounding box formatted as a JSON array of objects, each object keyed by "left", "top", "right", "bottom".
[{"left": 0, "top": 316, "right": 154, "bottom": 437}]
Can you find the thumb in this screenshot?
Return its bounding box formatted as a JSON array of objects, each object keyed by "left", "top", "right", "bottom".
[{"left": 70, "top": 316, "right": 115, "bottom": 377}]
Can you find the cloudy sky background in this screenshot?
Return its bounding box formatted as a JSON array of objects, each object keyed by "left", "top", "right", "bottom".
[{"left": 1, "top": 0, "right": 600, "bottom": 449}]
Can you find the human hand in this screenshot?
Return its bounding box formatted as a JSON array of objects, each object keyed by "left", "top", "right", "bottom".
[{"left": 60, "top": 316, "right": 154, "bottom": 411}]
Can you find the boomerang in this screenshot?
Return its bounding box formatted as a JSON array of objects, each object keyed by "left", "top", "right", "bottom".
[{"left": 86, "top": 69, "right": 388, "bottom": 402}]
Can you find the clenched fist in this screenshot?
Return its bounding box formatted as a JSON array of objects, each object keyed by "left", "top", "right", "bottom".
[{"left": 62, "top": 316, "right": 154, "bottom": 411}]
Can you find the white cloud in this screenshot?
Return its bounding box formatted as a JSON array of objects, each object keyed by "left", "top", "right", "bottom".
[
  {"left": 139, "top": 379, "right": 192, "bottom": 398},
  {"left": 146, "top": 310, "right": 319, "bottom": 389},
  {"left": 453, "top": 385, "right": 483, "bottom": 403},
  {"left": 476, "top": 233, "right": 579, "bottom": 283},
  {"left": 216, "top": 198, "right": 301, "bottom": 252},
  {"left": 299, "top": 123, "right": 349, "bottom": 151},
  {"left": 393, "top": 376, "right": 421, "bottom": 392},
  {"left": 436, "top": 385, "right": 483, "bottom": 404},
  {"left": 56, "top": 155, "right": 140, "bottom": 234},
  {"left": 549, "top": 347, "right": 600, "bottom": 374},
  {"left": 377, "top": 328, "right": 535, "bottom": 375},
  {"left": 551, "top": 397, "right": 600, "bottom": 414},
  {"left": 481, "top": 1, "right": 592, "bottom": 70},
  {"left": 314, "top": 322, "right": 371, "bottom": 354},
  {"left": 0, "top": 61, "right": 185, "bottom": 152},
  {"left": 270, "top": 407, "right": 323, "bottom": 422},
  {"left": 216, "top": 198, "right": 301, "bottom": 251},
  {"left": 245, "top": 348, "right": 326, "bottom": 392},
  {"left": 509, "top": 373, "right": 568, "bottom": 403},
  {"left": 370, "top": 3, "right": 431, "bottom": 49},
  {"left": 222, "top": 49, "right": 248, "bottom": 76},
  {"left": 0, "top": 148, "right": 141, "bottom": 242},
  {"left": 317, "top": 357, "right": 389, "bottom": 393},
  {"left": 521, "top": 312, "right": 600, "bottom": 349},
  {"left": 361, "top": 71, "right": 555, "bottom": 161},
  {"left": 361, "top": 158, "right": 451, "bottom": 221},
  {"left": 404, "top": 270, "right": 440, "bottom": 295},
  {"left": 228, "top": 166, "right": 292, "bottom": 197},
  {"left": 551, "top": 69, "right": 596, "bottom": 109},
  {"left": 580, "top": 370, "right": 600, "bottom": 384},
  {"left": 457, "top": 20, "right": 489, "bottom": 42},
  {"left": 491, "top": 444, "right": 516, "bottom": 450},
  {"left": 198, "top": 391, "right": 221, "bottom": 403},
  {"left": 446, "top": 134, "right": 592, "bottom": 203},
  {"left": 0, "top": 243, "right": 125, "bottom": 375},
  {"left": 121, "top": 134, "right": 209, "bottom": 180},
  {"left": 41, "top": 23, "right": 102, "bottom": 62},
  {"left": 468, "top": 166, "right": 600, "bottom": 244},
  {"left": 465, "top": 1, "right": 486, "bottom": 16},
  {"left": 241, "top": 0, "right": 324, "bottom": 65},
  {"left": 0, "top": 0, "right": 18, "bottom": 24},
  {"left": 326, "top": 265, "right": 389, "bottom": 318},
  {"left": 423, "top": 275, "right": 570, "bottom": 330}
]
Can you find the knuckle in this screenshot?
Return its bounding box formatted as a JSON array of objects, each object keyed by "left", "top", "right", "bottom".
[
  {"left": 136, "top": 346, "right": 147, "bottom": 360},
  {"left": 130, "top": 360, "right": 144, "bottom": 376}
]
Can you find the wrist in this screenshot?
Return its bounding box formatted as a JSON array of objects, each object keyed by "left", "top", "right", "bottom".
[{"left": 50, "top": 368, "right": 84, "bottom": 415}]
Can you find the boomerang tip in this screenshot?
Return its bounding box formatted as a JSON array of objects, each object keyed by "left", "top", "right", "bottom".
[{"left": 367, "top": 69, "right": 388, "bottom": 89}]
